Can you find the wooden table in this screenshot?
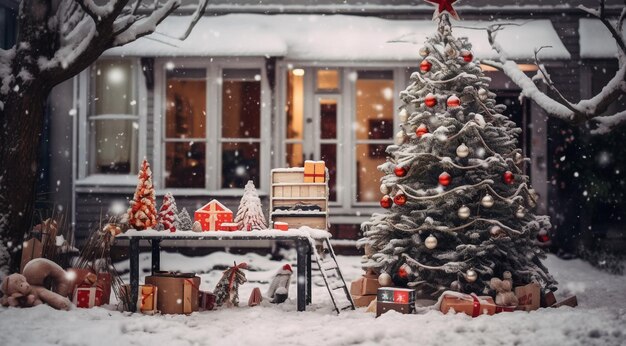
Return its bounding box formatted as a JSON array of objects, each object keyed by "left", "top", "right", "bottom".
[{"left": 116, "top": 228, "right": 331, "bottom": 312}]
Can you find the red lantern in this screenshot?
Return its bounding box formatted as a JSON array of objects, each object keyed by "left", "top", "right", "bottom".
[
  {"left": 415, "top": 124, "right": 429, "bottom": 138},
  {"left": 446, "top": 95, "right": 461, "bottom": 108},
  {"left": 438, "top": 172, "right": 452, "bottom": 186},
  {"left": 393, "top": 193, "right": 406, "bottom": 206},
  {"left": 503, "top": 171, "right": 514, "bottom": 184},
  {"left": 424, "top": 93, "right": 437, "bottom": 107},
  {"left": 461, "top": 50, "right": 473, "bottom": 62},
  {"left": 420, "top": 60, "right": 432, "bottom": 73},
  {"left": 394, "top": 166, "right": 408, "bottom": 177},
  {"left": 380, "top": 195, "right": 393, "bottom": 209}
]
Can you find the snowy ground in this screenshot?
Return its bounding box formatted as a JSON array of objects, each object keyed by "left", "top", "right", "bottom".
[{"left": 1, "top": 252, "right": 625, "bottom": 346}]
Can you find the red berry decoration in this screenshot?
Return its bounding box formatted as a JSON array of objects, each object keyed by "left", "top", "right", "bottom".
[
  {"left": 394, "top": 165, "right": 408, "bottom": 177},
  {"left": 461, "top": 50, "right": 473, "bottom": 62},
  {"left": 438, "top": 172, "right": 452, "bottom": 186},
  {"left": 380, "top": 195, "right": 393, "bottom": 209},
  {"left": 503, "top": 171, "right": 514, "bottom": 184},
  {"left": 446, "top": 95, "right": 461, "bottom": 108},
  {"left": 420, "top": 60, "right": 432, "bottom": 73},
  {"left": 424, "top": 93, "right": 437, "bottom": 107},
  {"left": 415, "top": 124, "right": 429, "bottom": 138},
  {"left": 393, "top": 193, "right": 407, "bottom": 206}
]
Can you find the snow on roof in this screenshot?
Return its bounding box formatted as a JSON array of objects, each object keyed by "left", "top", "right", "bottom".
[
  {"left": 579, "top": 18, "right": 625, "bottom": 59},
  {"left": 196, "top": 199, "right": 232, "bottom": 213},
  {"left": 104, "top": 14, "right": 570, "bottom": 61}
]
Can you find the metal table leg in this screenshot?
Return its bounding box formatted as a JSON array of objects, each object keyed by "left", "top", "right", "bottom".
[
  {"left": 129, "top": 238, "right": 140, "bottom": 313},
  {"left": 296, "top": 239, "right": 307, "bottom": 312},
  {"left": 306, "top": 241, "right": 312, "bottom": 305},
  {"left": 151, "top": 239, "right": 161, "bottom": 273}
]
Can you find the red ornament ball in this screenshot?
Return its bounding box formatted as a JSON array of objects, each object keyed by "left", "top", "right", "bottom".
[
  {"left": 393, "top": 193, "right": 407, "bottom": 206},
  {"left": 420, "top": 60, "right": 432, "bottom": 73},
  {"left": 415, "top": 124, "right": 429, "bottom": 138},
  {"left": 424, "top": 93, "right": 437, "bottom": 107},
  {"left": 503, "top": 171, "right": 514, "bottom": 184},
  {"left": 438, "top": 172, "right": 452, "bottom": 186},
  {"left": 461, "top": 50, "right": 473, "bottom": 62},
  {"left": 537, "top": 231, "right": 550, "bottom": 243},
  {"left": 447, "top": 95, "right": 461, "bottom": 108},
  {"left": 380, "top": 195, "right": 393, "bottom": 209},
  {"left": 394, "top": 166, "right": 408, "bottom": 177}
]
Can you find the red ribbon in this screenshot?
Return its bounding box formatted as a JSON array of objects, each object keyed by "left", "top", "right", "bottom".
[
  {"left": 470, "top": 293, "right": 481, "bottom": 317},
  {"left": 304, "top": 173, "right": 324, "bottom": 178},
  {"left": 227, "top": 262, "right": 248, "bottom": 291}
]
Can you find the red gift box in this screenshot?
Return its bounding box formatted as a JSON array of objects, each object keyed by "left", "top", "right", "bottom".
[
  {"left": 220, "top": 223, "right": 239, "bottom": 232},
  {"left": 274, "top": 222, "right": 288, "bottom": 231},
  {"left": 194, "top": 200, "right": 233, "bottom": 231},
  {"left": 198, "top": 290, "right": 216, "bottom": 311},
  {"left": 73, "top": 285, "right": 103, "bottom": 308}
]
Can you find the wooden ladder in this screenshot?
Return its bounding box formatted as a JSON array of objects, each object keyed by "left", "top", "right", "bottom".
[{"left": 309, "top": 237, "right": 355, "bottom": 314}]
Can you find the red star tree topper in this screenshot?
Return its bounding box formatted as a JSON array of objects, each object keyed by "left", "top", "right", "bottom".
[
  {"left": 128, "top": 159, "right": 158, "bottom": 230},
  {"left": 424, "top": 0, "right": 460, "bottom": 20}
]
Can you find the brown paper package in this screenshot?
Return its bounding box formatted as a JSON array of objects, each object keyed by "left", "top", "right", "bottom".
[{"left": 145, "top": 275, "right": 200, "bottom": 314}]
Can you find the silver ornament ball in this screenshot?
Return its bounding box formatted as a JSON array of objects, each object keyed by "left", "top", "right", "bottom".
[
  {"left": 424, "top": 235, "right": 438, "bottom": 249},
  {"left": 514, "top": 152, "right": 524, "bottom": 165},
  {"left": 419, "top": 46, "right": 430, "bottom": 57},
  {"left": 481, "top": 194, "right": 495, "bottom": 208},
  {"left": 458, "top": 205, "right": 471, "bottom": 219},
  {"left": 456, "top": 143, "right": 470, "bottom": 158},
  {"left": 465, "top": 269, "right": 478, "bottom": 283},
  {"left": 444, "top": 44, "right": 457, "bottom": 58},
  {"left": 378, "top": 272, "right": 393, "bottom": 287},
  {"left": 490, "top": 225, "right": 503, "bottom": 237}
]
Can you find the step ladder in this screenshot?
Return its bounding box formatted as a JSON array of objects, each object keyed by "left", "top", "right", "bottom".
[{"left": 309, "top": 237, "right": 355, "bottom": 314}]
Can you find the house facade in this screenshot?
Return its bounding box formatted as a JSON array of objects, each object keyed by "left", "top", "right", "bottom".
[{"left": 40, "top": 0, "right": 625, "bottom": 248}]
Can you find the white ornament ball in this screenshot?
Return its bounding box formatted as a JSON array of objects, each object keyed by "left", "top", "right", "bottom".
[
  {"left": 394, "top": 130, "right": 406, "bottom": 145},
  {"left": 456, "top": 143, "right": 470, "bottom": 158},
  {"left": 380, "top": 184, "right": 390, "bottom": 195},
  {"left": 378, "top": 272, "right": 393, "bottom": 287},
  {"left": 450, "top": 280, "right": 462, "bottom": 291},
  {"left": 490, "top": 225, "right": 503, "bottom": 237},
  {"left": 478, "top": 88, "right": 489, "bottom": 101},
  {"left": 458, "top": 205, "right": 471, "bottom": 219},
  {"left": 444, "top": 44, "right": 457, "bottom": 58},
  {"left": 515, "top": 206, "right": 526, "bottom": 218},
  {"left": 481, "top": 194, "right": 495, "bottom": 208},
  {"left": 419, "top": 46, "right": 430, "bottom": 57},
  {"left": 399, "top": 109, "right": 408, "bottom": 122},
  {"left": 425, "top": 235, "right": 438, "bottom": 249},
  {"left": 514, "top": 152, "right": 524, "bottom": 165},
  {"left": 465, "top": 269, "right": 478, "bottom": 283}
]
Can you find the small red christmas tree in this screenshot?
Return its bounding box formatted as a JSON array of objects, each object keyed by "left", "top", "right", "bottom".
[
  {"left": 127, "top": 159, "right": 157, "bottom": 230},
  {"left": 157, "top": 192, "right": 179, "bottom": 232}
]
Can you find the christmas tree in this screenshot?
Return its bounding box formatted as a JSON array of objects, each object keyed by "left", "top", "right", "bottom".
[
  {"left": 234, "top": 180, "right": 267, "bottom": 231},
  {"left": 157, "top": 192, "right": 179, "bottom": 232},
  {"left": 359, "top": 9, "right": 557, "bottom": 297},
  {"left": 127, "top": 159, "right": 157, "bottom": 230},
  {"left": 178, "top": 208, "right": 193, "bottom": 231}
]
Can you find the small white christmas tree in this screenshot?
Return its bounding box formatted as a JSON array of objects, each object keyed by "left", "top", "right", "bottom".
[
  {"left": 157, "top": 192, "right": 179, "bottom": 232},
  {"left": 234, "top": 180, "right": 267, "bottom": 231},
  {"left": 178, "top": 208, "right": 193, "bottom": 231}
]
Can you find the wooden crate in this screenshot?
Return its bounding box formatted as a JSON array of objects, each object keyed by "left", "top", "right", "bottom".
[{"left": 272, "top": 215, "right": 327, "bottom": 230}]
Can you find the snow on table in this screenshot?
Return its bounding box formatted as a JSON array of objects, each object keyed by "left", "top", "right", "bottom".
[
  {"left": 1, "top": 255, "right": 625, "bottom": 346},
  {"left": 118, "top": 226, "right": 332, "bottom": 240}
]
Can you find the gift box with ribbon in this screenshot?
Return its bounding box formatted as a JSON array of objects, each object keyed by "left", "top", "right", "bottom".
[
  {"left": 376, "top": 287, "right": 416, "bottom": 317},
  {"left": 73, "top": 285, "right": 103, "bottom": 308},
  {"left": 220, "top": 223, "right": 239, "bottom": 232},
  {"left": 68, "top": 268, "right": 112, "bottom": 304},
  {"left": 145, "top": 272, "right": 200, "bottom": 314},
  {"left": 304, "top": 161, "right": 326, "bottom": 183},
  {"left": 438, "top": 291, "right": 496, "bottom": 317}
]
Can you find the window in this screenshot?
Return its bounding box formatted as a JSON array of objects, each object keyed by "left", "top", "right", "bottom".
[
  {"left": 354, "top": 70, "right": 394, "bottom": 203},
  {"left": 88, "top": 60, "right": 139, "bottom": 174},
  {"left": 285, "top": 69, "right": 305, "bottom": 168}
]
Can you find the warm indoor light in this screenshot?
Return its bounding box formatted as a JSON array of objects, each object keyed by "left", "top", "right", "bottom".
[
  {"left": 480, "top": 64, "right": 538, "bottom": 72},
  {"left": 165, "top": 61, "right": 175, "bottom": 70},
  {"left": 292, "top": 68, "right": 305, "bottom": 76},
  {"left": 107, "top": 67, "right": 125, "bottom": 84}
]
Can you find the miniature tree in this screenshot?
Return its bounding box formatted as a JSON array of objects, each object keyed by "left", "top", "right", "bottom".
[
  {"left": 178, "top": 208, "right": 193, "bottom": 231},
  {"left": 214, "top": 262, "right": 248, "bottom": 307},
  {"left": 157, "top": 193, "right": 179, "bottom": 232},
  {"left": 127, "top": 159, "right": 157, "bottom": 230},
  {"left": 234, "top": 180, "right": 268, "bottom": 231},
  {"left": 359, "top": 12, "right": 557, "bottom": 297}
]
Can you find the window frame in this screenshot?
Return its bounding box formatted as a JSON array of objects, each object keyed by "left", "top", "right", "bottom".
[
  {"left": 153, "top": 57, "right": 271, "bottom": 195},
  {"left": 76, "top": 57, "right": 147, "bottom": 183}
]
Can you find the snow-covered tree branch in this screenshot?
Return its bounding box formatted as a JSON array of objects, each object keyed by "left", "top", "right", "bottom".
[
  {"left": 482, "top": 1, "right": 626, "bottom": 134},
  {"left": 0, "top": 0, "right": 208, "bottom": 275}
]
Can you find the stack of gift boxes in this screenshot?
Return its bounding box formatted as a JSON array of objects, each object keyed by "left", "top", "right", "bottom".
[{"left": 349, "top": 271, "right": 380, "bottom": 308}]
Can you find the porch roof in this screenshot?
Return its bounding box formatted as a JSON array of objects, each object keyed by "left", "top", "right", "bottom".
[
  {"left": 579, "top": 18, "right": 626, "bottom": 59},
  {"left": 104, "top": 14, "right": 570, "bottom": 61}
]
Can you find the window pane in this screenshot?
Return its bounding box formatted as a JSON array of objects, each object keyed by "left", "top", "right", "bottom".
[
  {"left": 286, "top": 70, "right": 304, "bottom": 140},
  {"left": 94, "top": 60, "right": 136, "bottom": 116},
  {"left": 355, "top": 71, "right": 394, "bottom": 141},
  {"left": 165, "top": 142, "right": 205, "bottom": 188},
  {"left": 91, "top": 119, "right": 138, "bottom": 174},
  {"left": 317, "top": 69, "right": 339, "bottom": 90},
  {"left": 356, "top": 144, "right": 386, "bottom": 202},
  {"left": 320, "top": 99, "right": 337, "bottom": 139},
  {"left": 222, "top": 69, "right": 261, "bottom": 138},
  {"left": 166, "top": 69, "right": 206, "bottom": 139},
  {"left": 222, "top": 142, "right": 260, "bottom": 188},
  {"left": 286, "top": 143, "right": 303, "bottom": 168},
  {"left": 321, "top": 144, "right": 337, "bottom": 201}
]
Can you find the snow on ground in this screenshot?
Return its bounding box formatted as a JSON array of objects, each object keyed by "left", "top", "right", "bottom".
[{"left": 1, "top": 252, "right": 625, "bottom": 346}]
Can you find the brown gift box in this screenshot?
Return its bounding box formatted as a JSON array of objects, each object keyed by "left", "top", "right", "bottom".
[
  {"left": 68, "top": 268, "right": 112, "bottom": 304},
  {"left": 140, "top": 285, "right": 158, "bottom": 313},
  {"left": 145, "top": 274, "right": 200, "bottom": 314},
  {"left": 352, "top": 294, "right": 377, "bottom": 308},
  {"left": 440, "top": 294, "right": 496, "bottom": 317},
  {"left": 376, "top": 301, "right": 414, "bottom": 317},
  {"left": 552, "top": 295, "right": 578, "bottom": 308},
  {"left": 350, "top": 276, "right": 380, "bottom": 296},
  {"left": 515, "top": 283, "right": 541, "bottom": 311},
  {"left": 304, "top": 161, "right": 326, "bottom": 183}
]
